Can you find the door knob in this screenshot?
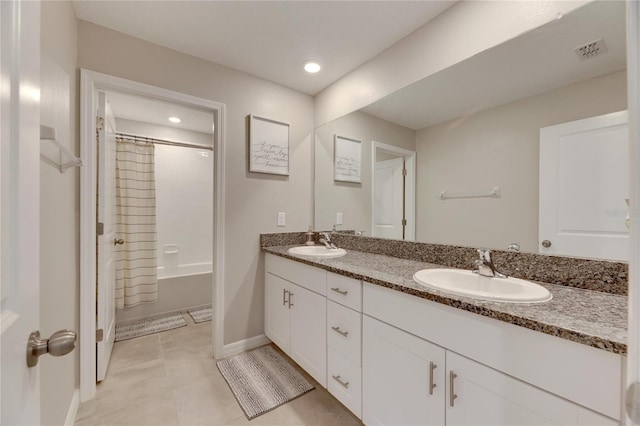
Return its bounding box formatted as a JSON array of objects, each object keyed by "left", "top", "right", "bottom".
[
  {"left": 26, "top": 329, "right": 76, "bottom": 367},
  {"left": 114, "top": 238, "right": 124, "bottom": 245},
  {"left": 541, "top": 240, "right": 552, "bottom": 248}
]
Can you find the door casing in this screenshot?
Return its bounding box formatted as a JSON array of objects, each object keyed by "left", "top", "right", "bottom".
[{"left": 79, "top": 69, "right": 226, "bottom": 402}]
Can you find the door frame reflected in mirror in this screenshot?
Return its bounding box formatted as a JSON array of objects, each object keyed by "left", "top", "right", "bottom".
[{"left": 371, "top": 141, "right": 416, "bottom": 241}]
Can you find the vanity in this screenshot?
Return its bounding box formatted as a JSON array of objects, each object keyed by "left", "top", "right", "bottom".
[{"left": 262, "top": 240, "right": 626, "bottom": 425}]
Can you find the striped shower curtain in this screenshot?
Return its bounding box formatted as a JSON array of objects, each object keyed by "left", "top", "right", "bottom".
[{"left": 115, "top": 137, "right": 158, "bottom": 308}]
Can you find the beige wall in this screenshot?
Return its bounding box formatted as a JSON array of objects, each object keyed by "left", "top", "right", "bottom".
[
  {"left": 78, "top": 21, "right": 314, "bottom": 345},
  {"left": 315, "top": 111, "right": 415, "bottom": 232},
  {"left": 40, "top": 1, "right": 79, "bottom": 424},
  {"left": 314, "top": 1, "right": 587, "bottom": 126},
  {"left": 416, "top": 70, "right": 627, "bottom": 253}
]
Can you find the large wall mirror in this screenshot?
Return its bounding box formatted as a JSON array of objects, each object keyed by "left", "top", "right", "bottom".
[{"left": 314, "top": 1, "right": 628, "bottom": 261}]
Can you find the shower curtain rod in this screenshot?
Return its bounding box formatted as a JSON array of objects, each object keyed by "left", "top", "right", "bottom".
[{"left": 115, "top": 132, "right": 214, "bottom": 151}]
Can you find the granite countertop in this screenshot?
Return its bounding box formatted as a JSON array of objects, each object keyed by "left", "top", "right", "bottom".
[{"left": 263, "top": 245, "right": 627, "bottom": 355}]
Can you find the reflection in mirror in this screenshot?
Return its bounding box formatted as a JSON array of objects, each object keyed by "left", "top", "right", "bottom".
[{"left": 314, "top": 1, "right": 628, "bottom": 260}]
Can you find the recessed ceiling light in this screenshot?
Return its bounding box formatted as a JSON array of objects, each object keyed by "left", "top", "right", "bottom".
[
  {"left": 168, "top": 116, "right": 181, "bottom": 123},
  {"left": 304, "top": 62, "right": 321, "bottom": 74}
]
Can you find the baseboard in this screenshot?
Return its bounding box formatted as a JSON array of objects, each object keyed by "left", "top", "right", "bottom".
[
  {"left": 222, "top": 334, "right": 271, "bottom": 357},
  {"left": 64, "top": 389, "right": 80, "bottom": 426}
]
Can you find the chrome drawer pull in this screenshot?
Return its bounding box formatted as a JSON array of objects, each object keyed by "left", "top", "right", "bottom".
[
  {"left": 429, "top": 361, "right": 437, "bottom": 395},
  {"left": 330, "top": 287, "right": 348, "bottom": 296},
  {"left": 449, "top": 371, "right": 458, "bottom": 407},
  {"left": 331, "top": 326, "right": 349, "bottom": 337},
  {"left": 288, "top": 292, "right": 294, "bottom": 308},
  {"left": 332, "top": 375, "right": 350, "bottom": 389}
]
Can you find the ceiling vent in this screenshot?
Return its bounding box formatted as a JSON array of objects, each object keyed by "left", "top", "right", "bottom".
[{"left": 574, "top": 39, "right": 608, "bottom": 60}]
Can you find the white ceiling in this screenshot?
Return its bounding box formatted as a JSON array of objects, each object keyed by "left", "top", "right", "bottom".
[
  {"left": 71, "top": 1, "right": 455, "bottom": 95},
  {"left": 362, "top": 1, "right": 626, "bottom": 130},
  {"left": 106, "top": 91, "right": 214, "bottom": 134}
]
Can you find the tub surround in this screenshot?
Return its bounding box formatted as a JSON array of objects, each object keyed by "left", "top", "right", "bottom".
[{"left": 261, "top": 233, "right": 627, "bottom": 355}]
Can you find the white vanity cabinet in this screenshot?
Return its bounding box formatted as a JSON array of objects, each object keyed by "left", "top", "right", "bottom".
[
  {"left": 264, "top": 253, "right": 621, "bottom": 425},
  {"left": 363, "top": 316, "right": 445, "bottom": 425},
  {"left": 265, "top": 255, "right": 327, "bottom": 387},
  {"left": 363, "top": 282, "right": 623, "bottom": 425}
]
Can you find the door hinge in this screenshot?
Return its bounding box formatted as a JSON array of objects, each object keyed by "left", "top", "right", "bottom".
[
  {"left": 96, "top": 329, "right": 104, "bottom": 343},
  {"left": 402, "top": 168, "right": 407, "bottom": 176},
  {"left": 96, "top": 116, "right": 105, "bottom": 131},
  {"left": 97, "top": 222, "right": 104, "bottom": 236},
  {"left": 402, "top": 219, "right": 407, "bottom": 226}
]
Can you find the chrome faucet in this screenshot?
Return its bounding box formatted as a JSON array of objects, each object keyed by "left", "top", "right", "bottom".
[
  {"left": 473, "top": 249, "right": 507, "bottom": 278},
  {"left": 319, "top": 232, "right": 337, "bottom": 249}
]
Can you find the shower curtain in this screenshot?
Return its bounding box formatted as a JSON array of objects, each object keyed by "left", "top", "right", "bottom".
[{"left": 114, "top": 137, "right": 158, "bottom": 308}]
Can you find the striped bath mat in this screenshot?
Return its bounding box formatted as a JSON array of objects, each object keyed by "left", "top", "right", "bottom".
[
  {"left": 217, "top": 346, "right": 315, "bottom": 419},
  {"left": 115, "top": 312, "right": 187, "bottom": 342},
  {"left": 187, "top": 306, "right": 212, "bottom": 323}
]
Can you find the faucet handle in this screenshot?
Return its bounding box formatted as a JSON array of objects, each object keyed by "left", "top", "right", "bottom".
[{"left": 477, "top": 249, "right": 491, "bottom": 261}]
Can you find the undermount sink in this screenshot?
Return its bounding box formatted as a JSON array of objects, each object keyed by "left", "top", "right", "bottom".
[
  {"left": 287, "top": 245, "right": 347, "bottom": 259},
  {"left": 413, "top": 268, "right": 552, "bottom": 303}
]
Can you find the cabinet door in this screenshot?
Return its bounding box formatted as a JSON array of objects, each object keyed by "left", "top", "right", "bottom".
[
  {"left": 265, "top": 273, "right": 290, "bottom": 353},
  {"left": 290, "top": 283, "right": 327, "bottom": 387},
  {"left": 363, "top": 316, "right": 445, "bottom": 426},
  {"left": 445, "top": 351, "right": 579, "bottom": 426}
]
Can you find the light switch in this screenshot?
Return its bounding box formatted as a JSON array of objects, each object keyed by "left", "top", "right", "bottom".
[
  {"left": 336, "top": 212, "right": 343, "bottom": 225},
  {"left": 277, "top": 212, "right": 286, "bottom": 227}
]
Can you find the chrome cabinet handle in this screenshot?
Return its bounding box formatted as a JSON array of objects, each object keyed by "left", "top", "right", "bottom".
[
  {"left": 332, "top": 375, "right": 349, "bottom": 389},
  {"left": 331, "top": 326, "right": 349, "bottom": 337},
  {"left": 429, "top": 361, "right": 437, "bottom": 395},
  {"left": 331, "top": 287, "right": 348, "bottom": 296},
  {"left": 449, "top": 371, "right": 458, "bottom": 407},
  {"left": 282, "top": 289, "right": 289, "bottom": 306},
  {"left": 541, "top": 239, "right": 552, "bottom": 248},
  {"left": 114, "top": 238, "right": 124, "bottom": 245},
  {"left": 288, "top": 292, "right": 294, "bottom": 308}
]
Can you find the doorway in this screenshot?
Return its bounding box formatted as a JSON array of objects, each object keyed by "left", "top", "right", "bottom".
[
  {"left": 79, "top": 70, "right": 226, "bottom": 402},
  {"left": 371, "top": 141, "right": 416, "bottom": 241}
]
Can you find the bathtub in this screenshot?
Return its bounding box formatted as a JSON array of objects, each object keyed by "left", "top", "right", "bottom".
[{"left": 115, "top": 263, "right": 213, "bottom": 322}]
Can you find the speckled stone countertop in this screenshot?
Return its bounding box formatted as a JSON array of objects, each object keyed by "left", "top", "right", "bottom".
[{"left": 263, "top": 245, "right": 627, "bottom": 355}]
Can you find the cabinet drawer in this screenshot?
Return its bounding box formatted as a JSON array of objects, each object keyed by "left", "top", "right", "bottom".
[
  {"left": 327, "top": 300, "right": 361, "bottom": 365},
  {"left": 266, "top": 253, "right": 326, "bottom": 296},
  {"left": 327, "top": 272, "right": 361, "bottom": 311},
  {"left": 328, "top": 347, "right": 362, "bottom": 419}
]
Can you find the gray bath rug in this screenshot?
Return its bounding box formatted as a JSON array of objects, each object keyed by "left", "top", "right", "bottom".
[
  {"left": 187, "top": 306, "right": 212, "bottom": 323},
  {"left": 217, "top": 346, "right": 315, "bottom": 419},
  {"left": 115, "top": 312, "right": 187, "bottom": 342}
]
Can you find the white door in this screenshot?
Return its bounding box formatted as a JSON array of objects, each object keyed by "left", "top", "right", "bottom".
[
  {"left": 289, "top": 283, "right": 327, "bottom": 388},
  {"left": 362, "top": 316, "right": 445, "bottom": 426},
  {"left": 374, "top": 157, "right": 404, "bottom": 239},
  {"left": 445, "top": 351, "right": 579, "bottom": 426},
  {"left": 96, "top": 91, "right": 117, "bottom": 381},
  {"left": 264, "top": 273, "right": 290, "bottom": 352},
  {"left": 0, "top": 0, "right": 42, "bottom": 423},
  {"left": 539, "top": 111, "right": 629, "bottom": 261}
]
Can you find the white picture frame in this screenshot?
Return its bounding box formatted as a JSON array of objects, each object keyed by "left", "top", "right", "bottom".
[
  {"left": 249, "top": 114, "right": 290, "bottom": 175},
  {"left": 334, "top": 135, "right": 362, "bottom": 183}
]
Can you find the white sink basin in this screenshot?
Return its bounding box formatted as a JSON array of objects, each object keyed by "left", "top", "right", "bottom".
[
  {"left": 413, "top": 268, "right": 552, "bottom": 303},
  {"left": 287, "top": 246, "right": 347, "bottom": 259}
]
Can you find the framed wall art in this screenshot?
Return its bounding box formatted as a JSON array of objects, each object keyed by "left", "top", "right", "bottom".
[
  {"left": 334, "top": 135, "right": 361, "bottom": 183},
  {"left": 249, "top": 114, "right": 290, "bottom": 175}
]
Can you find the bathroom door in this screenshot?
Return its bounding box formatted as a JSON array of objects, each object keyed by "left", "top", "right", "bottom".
[
  {"left": 539, "top": 111, "right": 629, "bottom": 261},
  {"left": 374, "top": 158, "right": 405, "bottom": 239},
  {"left": 96, "top": 91, "right": 117, "bottom": 381},
  {"left": 0, "top": 1, "right": 42, "bottom": 423}
]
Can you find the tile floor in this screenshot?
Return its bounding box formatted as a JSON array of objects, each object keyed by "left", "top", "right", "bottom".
[{"left": 75, "top": 314, "right": 363, "bottom": 425}]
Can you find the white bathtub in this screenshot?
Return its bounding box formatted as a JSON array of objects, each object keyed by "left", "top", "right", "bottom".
[{"left": 115, "top": 268, "right": 213, "bottom": 322}]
